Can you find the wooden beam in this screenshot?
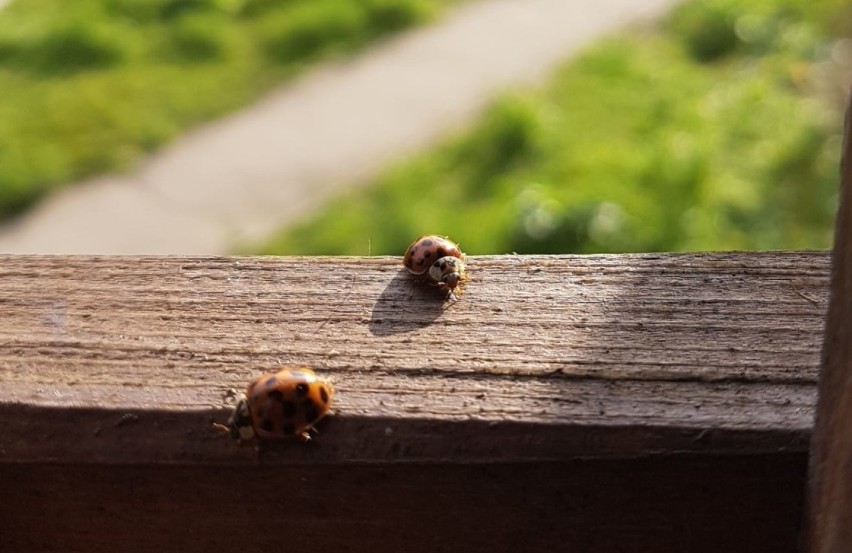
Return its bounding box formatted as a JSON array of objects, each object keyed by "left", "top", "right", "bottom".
[
  {"left": 0, "top": 252, "right": 827, "bottom": 464},
  {"left": 807, "top": 90, "right": 852, "bottom": 552},
  {"left": 0, "top": 252, "right": 828, "bottom": 553}
]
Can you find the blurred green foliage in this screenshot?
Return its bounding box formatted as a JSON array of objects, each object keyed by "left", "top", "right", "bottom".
[
  {"left": 262, "top": 0, "right": 851, "bottom": 255},
  {"left": 0, "top": 0, "right": 456, "bottom": 217}
]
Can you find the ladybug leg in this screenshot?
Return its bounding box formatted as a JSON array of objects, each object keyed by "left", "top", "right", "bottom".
[
  {"left": 439, "top": 284, "right": 458, "bottom": 302},
  {"left": 211, "top": 422, "right": 230, "bottom": 436},
  {"left": 298, "top": 425, "right": 321, "bottom": 444}
]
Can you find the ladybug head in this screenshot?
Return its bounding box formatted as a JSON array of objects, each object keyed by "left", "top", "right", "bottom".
[
  {"left": 428, "top": 256, "right": 465, "bottom": 289},
  {"left": 226, "top": 397, "right": 256, "bottom": 443}
]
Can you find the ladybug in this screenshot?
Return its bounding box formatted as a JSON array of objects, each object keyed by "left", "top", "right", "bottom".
[
  {"left": 226, "top": 367, "right": 334, "bottom": 444},
  {"left": 403, "top": 234, "right": 467, "bottom": 296}
]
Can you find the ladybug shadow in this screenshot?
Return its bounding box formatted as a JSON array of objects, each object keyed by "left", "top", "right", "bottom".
[{"left": 369, "top": 269, "right": 452, "bottom": 336}]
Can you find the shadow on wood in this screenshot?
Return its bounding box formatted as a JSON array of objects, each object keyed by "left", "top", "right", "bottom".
[
  {"left": 1, "top": 455, "right": 806, "bottom": 553},
  {"left": 369, "top": 268, "right": 450, "bottom": 336}
]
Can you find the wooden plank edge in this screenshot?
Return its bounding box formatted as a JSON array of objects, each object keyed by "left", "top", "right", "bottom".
[{"left": 0, "top": 403, "right": 810, "bottom": 465}]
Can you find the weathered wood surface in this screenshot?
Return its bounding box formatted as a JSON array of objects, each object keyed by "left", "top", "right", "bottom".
[
  {"left": 807, "top": 91, "right": 852, "bottom": 552},
  {"left": 0, "top": 252, "right": 827, "bottom": 553},
  {"left": 0, "top": 252, "right": 828, "bottom": 464}
]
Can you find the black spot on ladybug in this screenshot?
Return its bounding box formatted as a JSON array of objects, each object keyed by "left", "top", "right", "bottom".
[
  {"left": 281, "top": 400, "right": 297, "bottom": 418},
  {"left": 303, "top": 399, "right": 319, "bottom": 423},
  {"left": 260, "top": 418, "right": 274, "bottom": 433},
  {"left": 424, "top": 251, "right": 432, "bottom": 258},
  {"left": 265, "top": 376, "right": 278, "bottom": 387},
  {"left": 437, "top": 247, "right": 446, "bottom": 257},
  {"left": 282, "top": 423, "right": 296, "bottom": 436},
  {"left": 417, "top": 257, "right": 428, "bottom": 267},
  {"left": 295, "top": 383, "right": 309, "bottom": 397},
  {"left": 422, "top": 239, "right": 433, "bottom": 247},
  {"left": 405, "top": 258, "right": 413, "bottom": 267},
  {"left": 319, "top": 386, "right": 329, "bottom": 404},
  {"left": 267, "top": 389, "right": 284, "bottom": 402}
]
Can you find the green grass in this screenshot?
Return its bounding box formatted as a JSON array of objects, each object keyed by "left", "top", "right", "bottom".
[
  {"left": 0, "top": 0, "right": 458, "bottom": 218},
  {"left": 261, "top": 0, "right": 852, "bottom": 255}
]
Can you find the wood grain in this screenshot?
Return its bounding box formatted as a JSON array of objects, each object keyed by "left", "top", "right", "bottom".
[
  {"left": 807, "top": 90, "right": 852, "bottom": 552},
  {"left": 0, "top": 252, "right": 828, "bottom": 464}
]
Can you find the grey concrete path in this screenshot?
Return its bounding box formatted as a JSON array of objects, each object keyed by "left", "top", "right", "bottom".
[{"left": 0, "top": 0, "right": 679, "bottom": 254}]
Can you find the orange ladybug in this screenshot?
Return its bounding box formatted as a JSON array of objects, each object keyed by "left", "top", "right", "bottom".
[
  {"left": 226, "top": 367, "right": 333, "bottom": 443},
  {"left": 403, "top": 234, "right": 467, "bottom": 296}
]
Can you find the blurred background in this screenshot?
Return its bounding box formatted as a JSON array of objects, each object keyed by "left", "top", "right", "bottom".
[{"left": 0, "top": 0, "right": 849, "bottom": 255}]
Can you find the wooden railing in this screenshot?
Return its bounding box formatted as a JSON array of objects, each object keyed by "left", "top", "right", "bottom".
[{"left": 0, "top": 251, "right": 829, "bottom": 552}]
